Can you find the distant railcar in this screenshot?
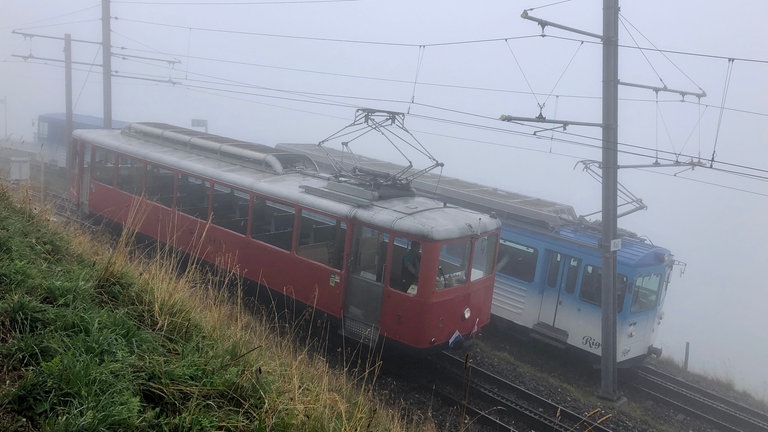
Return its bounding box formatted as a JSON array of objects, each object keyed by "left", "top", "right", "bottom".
[
  {"left": 277, "top": 142, "right": 675, "bottom": 365},
  {"left": 37, "top": 113, "right": 127, "bottom": 168},
  {"left": 68, "top": 123, "right": 501, "bottom": 350}
]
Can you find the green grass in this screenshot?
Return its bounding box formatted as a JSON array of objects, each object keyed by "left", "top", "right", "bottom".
[{"left": 0, "top": 186, "right": 421, "bottom": 432}]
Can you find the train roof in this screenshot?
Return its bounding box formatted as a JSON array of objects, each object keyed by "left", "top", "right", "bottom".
[
  {"left": 73, "top": 124, "right": 500, "bottom": 241},
  {"left": 276, "top": 143, "right": 579, "bottom": 228},
  {"left": 276, "top": 143, "right": 671, "bottom": 255},
  {"left": 39, "top": 113, "right": 128, "bottom": 129},
  {"left": 505, "top": 223, "right": 671, "bottom": 268}
]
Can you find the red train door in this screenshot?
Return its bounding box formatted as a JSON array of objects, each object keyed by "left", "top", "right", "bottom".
[{"left": 342, "top": 226, "right": 389, "bottom": 345}]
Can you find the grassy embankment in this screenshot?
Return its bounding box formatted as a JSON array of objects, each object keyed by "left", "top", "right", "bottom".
[{"left": 0, "top": 186, "right": 422, "bottom": 431}]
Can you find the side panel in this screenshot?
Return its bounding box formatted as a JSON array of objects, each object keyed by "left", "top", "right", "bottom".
[
  {"left": 87, "top": 183, "right": 348, "bottom": 317},
  {"left": 489, "top": 235, "right": 544, "bottom": 328}
]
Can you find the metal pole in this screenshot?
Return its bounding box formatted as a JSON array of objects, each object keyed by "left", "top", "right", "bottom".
[
  {"left": 102, "top": 0, "right": 112, "bottom": 128},
  {"left": 65, "top": 33, "right": 73, "bottom": 171},
  {"left": 599, "top": 0, "right": 620, "bottom": 401}
]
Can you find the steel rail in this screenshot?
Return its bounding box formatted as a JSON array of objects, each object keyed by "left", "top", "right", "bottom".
[{"left": 627, "top": 366, "right": 768, "bottom": 432}]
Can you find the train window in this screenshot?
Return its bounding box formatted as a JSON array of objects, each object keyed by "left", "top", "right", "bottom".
[
  {"left": 579, "top": 267, "right": 628, "bottom": 312},
  {"left": 176, "top": 175, "right": 210, "bottom": 220},
  {"left": 117, "top": 155, "right": 143, "bottom": 195},
  {"left": 91, "top": 147, "right": 116, "bottom": 185},
  {"left": 297, "top": 209, "right": 346, "bottom": 269},
  {"left": 211, "top": 184, "right": 249, "bottom": 236},
  {"left": 631, "top": 273, "right": 662, "bottom": 313},
  {"left": 617, "top": 274, "right": 628, "bottom": 313},
  {"left": 437, "top": 241, "right": 469, "bottom": 290},
  {"left": 38, "top": 121, "right": 49, "bottom": 140},
  {"left": 471, "top": 233, "right": 498, "bottom": 281},
  {"left": 250, "top": 196, "right": 295, "bottom": 251},
  {"left": 351, "top": 227, "right": 389, "bottom": 284},
  {"left": 564, "top": 257, "right": 581, "bottom": 294},
  {"left": 146, "top": 164, "right": 174, "bottom": 207},
  {"left": 497, "top": 239, "right": 538, "bottom": 283},
  {"left": 579, "top": 265, "right": 602, "bottom": 305},
  {"left": 546, "top": 252, "right": 562, "bottom": 288}
]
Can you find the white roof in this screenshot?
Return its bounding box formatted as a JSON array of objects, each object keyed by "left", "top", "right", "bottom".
[{"left": 74, "top": 126, "right": 501, "bottom": 241}]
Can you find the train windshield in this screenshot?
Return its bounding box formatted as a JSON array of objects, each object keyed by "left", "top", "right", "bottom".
[
  {"left": 631, "top": 273, "right": 662, "bottom": 313},
  {"left": 437, "top": 241, "right": 469, "bottom": 289},
  {"left": 471, "top": 233, "right": 498, "bottom": 281}
]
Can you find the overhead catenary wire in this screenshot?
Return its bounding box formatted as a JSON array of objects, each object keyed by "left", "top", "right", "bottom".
[
  {"left": 7, "top": 6, "right": 768, "bottom": 196},
  {"left": 171, "top": 66, "right": 768, "bottom": 181},
  {"left": 106, "top": 15, "right": 768, "bottom": 64},
  {"left": 19, "top": 35, "right": 761, "bottom": 119},
  {"left": 12, "top": 48, "right": 768, "bottom": 186},
  {"left": 107, "top": 42, "right": 768, "bottom": 117},
  {"left": 0, "top": 6, "right": 100, "bottom": 32},
  {"left": 9, "top": 55, "right": 768, "bottom": 194},
  {"left": 114, "top": 0, "right": 359, "bottom": 5}
]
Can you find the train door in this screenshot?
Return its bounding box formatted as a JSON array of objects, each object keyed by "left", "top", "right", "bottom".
[
  {"left": 343, "top": 226, "right": 389, "bottom": 345},
  {"left": 624, "top": 271, "right": 665, "bottom": 357},
  {"left": 536, "top": 250, "right": 581, "bottom": 342}
]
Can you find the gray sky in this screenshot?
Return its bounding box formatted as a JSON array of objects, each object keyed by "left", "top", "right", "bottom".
[{"left": 2, "top": 0, "right": 767, "bottom": 399}]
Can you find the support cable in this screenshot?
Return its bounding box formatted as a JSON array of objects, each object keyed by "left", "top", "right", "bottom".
[
  {"left": 654, "top": 91, "right": 659, "bottom": 164},
  {"left": 75, "top": 46, "right": 103, "bottom": 111},
  {"left": 407, "top": 45, "right": 425, "bottom": 114},
  {"left": 523, "top": 0, "right": 573, "bottom": 11},
  {"left": 619, "top": 16, "right": 666, "bottom": 89},
  {"left": 504, "top": 39, "right": 544, "bottom": 117},
  {"left": 697, "top": 96, "right": 703, "bottom": 161},
  {"left": 541, "top": 41, "right": 583, "bottom": 110},
  {"left": 676, "top": 97, "right": 707, "bottom": 161},
  {"left": 711, "top": 58, "right": 734, "bottom": 167},
  {"left": 185, "top": 26, "right": 192, "bottom": 80},
  {"left": 618, "top": 13, "right": 705, "bottom": 95}
]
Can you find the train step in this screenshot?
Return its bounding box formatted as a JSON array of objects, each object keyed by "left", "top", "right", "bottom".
[
  {"left": 531, "top": 322, "right": 569, "bottom": 347},
  {"left": 341, "top": 318, "right": 380, "bottom": 346}
]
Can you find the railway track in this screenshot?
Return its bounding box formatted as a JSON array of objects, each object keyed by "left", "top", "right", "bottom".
[
  {"left": 435, "top": 351, "right": 615, "bottom": 431},
  {"left": 624, "top": 365, "right": 768, "bottom": 432}
]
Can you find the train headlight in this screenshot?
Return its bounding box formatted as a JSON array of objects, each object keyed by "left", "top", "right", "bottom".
[
  {"left": 628, "top": 321, "right": 636, "bottom": 338},
  {"left": 463, "top": 307, "right": 471, "bottom": 321}
]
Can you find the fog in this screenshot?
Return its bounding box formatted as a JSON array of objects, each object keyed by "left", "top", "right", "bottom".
[{"left": 2, "top": 1, "right": 767, "bottom": 400}]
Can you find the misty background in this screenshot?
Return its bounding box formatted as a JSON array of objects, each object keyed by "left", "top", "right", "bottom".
[{"left": 1, "top": 1, "right": 766, "bottom": 400}]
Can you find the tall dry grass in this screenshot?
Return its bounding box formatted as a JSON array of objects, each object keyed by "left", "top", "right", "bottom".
[{"left": 1, "top": 184, "right": 432, "bottom": 431}]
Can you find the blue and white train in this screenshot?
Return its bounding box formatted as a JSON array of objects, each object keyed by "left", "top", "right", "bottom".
[{"left": 277, "top": 142, "right": 677, "bottom": 366}]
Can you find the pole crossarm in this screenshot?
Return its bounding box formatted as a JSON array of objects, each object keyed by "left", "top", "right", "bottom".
[
  {"left": 499, "top": 114, "right": 602, "bottom": 128},
  {"left": 619, "top": 80, "right": 706, "bottom": 99},
  {"left": 521, "top": 10, "right": 604, "bottom": 40},
  {"left": 11, "top": 30, "right": 102, "bottom": 45}
]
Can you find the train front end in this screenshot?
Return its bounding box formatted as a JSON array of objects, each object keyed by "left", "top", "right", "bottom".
[{"left": 347, "top": 198, "right": 501, "bottom": 350}]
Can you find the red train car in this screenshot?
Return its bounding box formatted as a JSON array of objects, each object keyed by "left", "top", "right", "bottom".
[{"left": 68, "top": 122, "right": 501, "bottom": 350}]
